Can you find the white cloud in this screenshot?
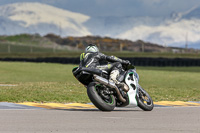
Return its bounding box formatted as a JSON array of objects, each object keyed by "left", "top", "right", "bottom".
[
  {"left": 117, "top": 19, "right": 200, "bottom": 46},
  {"left": 0, "top": 2, "right": 91, "bottom": 36}
]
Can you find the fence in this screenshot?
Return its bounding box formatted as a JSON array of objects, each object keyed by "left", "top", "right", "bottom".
[{"left": 0, "top": 43, "right": 66, "bottom": 53}]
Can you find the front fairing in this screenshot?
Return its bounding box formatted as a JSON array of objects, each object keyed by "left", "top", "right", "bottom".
[
  {"left": 125, "top": 69, "right": 139, "bottom": 106},
  {"left": 127, "top": 69, "right": 139, "bottom": 82}
]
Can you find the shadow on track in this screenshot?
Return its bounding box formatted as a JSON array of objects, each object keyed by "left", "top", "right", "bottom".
[{"left": 51, "top": 108, "right": 142, "bottom": 112}]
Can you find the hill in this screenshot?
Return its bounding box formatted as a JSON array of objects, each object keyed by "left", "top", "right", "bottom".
[
  {"left": 44, "top": 34, "right": 197, "bottom": 53},
  {"left": 0, "top": 34, "right": 199, "bottom": 55}
]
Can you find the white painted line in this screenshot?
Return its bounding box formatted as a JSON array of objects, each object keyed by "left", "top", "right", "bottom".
[{"left": 0, "top": 84, "right": 18, "bottom": 87}]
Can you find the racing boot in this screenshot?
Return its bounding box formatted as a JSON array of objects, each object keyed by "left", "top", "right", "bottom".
[{"left": 109, "top": 70, "right": 126, "bottom": 97}]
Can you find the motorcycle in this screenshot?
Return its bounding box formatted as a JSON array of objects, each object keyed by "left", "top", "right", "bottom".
[{"left": 72, "top": 64, "right": 154, "bottom": 111}]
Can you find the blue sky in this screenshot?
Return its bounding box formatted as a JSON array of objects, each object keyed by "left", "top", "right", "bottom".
[{"left": 1, "top": 0, "right": 200, "bottom": 17}]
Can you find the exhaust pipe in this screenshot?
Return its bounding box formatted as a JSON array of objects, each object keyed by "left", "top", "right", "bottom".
[
  {"left": 123, "top": 83, "right": 129, "bottom": 92},
  {"left": 93, "top": 75, "right": 126, "bottom": 103}
]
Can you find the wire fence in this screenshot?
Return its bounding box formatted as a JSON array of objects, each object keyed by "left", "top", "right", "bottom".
[{"left": 0, "top": 43, "right": 68, "bottom": 53}]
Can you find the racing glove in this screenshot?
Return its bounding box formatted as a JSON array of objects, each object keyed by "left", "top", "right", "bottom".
[{"left": 122, "top": 60, "right": 131, "bottom": 65}]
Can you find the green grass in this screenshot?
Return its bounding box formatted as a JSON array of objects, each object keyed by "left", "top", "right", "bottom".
[
  {"left": 105, "top": 52, "right": 200, "bottom": 58},
  {"left": 0, "top": 62, "right": 87, "bottom": 103},
  {"left": 0, "top": 34, "right": 50, "bottom": 46},
  {"left": 137, "top": 67, "right": 200, "bottom": 101},
  {"left": 0, "top": 61, "right": 199, "bottom": 103}
]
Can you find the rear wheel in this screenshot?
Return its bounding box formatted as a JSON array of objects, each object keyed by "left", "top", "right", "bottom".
[
  {"left": 136, "top": 85, "right": 154, "bottom": 111},
  {"left": 87, "top": 82, "right": 116, "bottom": 111}
]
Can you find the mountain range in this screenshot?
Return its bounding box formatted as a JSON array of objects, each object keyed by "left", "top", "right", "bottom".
[{"left": 0, "top": 2, "right": 200, "bottom": 49}]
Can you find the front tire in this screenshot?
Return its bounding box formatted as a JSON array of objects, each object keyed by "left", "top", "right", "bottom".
[
  {"left": 87, "top": 82, "right": 116, "bottom": 111},
  {"left": 136, "top": 85, "right": 154, "bottom": 111}
]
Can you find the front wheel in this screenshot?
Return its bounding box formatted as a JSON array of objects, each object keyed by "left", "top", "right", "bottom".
[
  {"left": 87, "top": 82, "right": 116, "bottom": 111},
  {"left": 136, "top": 85, "right": 154, "bottom": 111}
]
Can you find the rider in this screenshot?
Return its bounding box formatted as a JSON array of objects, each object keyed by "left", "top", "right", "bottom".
[{"left": 79, "top": 44, "right": 130, "bottom": 88}]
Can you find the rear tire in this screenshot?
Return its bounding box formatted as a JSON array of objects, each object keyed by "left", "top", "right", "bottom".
[
  {"left": 136, "top": 85, "right": 154, "bottom": 111},
  {"left": 87, "top": 82, "right": 116, "bottom": 111}
]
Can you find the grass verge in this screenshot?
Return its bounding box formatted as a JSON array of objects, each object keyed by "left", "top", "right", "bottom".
[
  {"left": 0, "top": 52, "right": 200, "bottom": 58},
  {"left": 0, "top": 61, "right": 199, "bottom": 103}
]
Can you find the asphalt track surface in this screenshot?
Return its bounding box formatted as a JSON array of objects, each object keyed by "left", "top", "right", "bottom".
[{"left": 0, "top": 103, "right": 200, "bottom": 133}]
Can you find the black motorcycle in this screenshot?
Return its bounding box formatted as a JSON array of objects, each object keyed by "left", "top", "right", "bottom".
[{"left": 72, "top": 64, "right": 154, "bottom": 111}]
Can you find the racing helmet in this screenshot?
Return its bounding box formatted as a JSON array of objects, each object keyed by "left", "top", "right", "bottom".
[{"left": 85, "top": 44, "right": 99, "bottom": 53}]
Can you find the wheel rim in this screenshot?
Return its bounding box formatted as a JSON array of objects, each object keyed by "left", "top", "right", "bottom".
[
  {"left": 139, "top": 89, "right": 152, "bottom": 106},
  {"left": 95, "top": 84, "right": 114, "bottom": 105}
]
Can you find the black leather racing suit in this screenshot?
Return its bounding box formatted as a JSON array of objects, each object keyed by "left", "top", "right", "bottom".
[{"left": 79, "top": 52, "right": 128, "bottom": 74}]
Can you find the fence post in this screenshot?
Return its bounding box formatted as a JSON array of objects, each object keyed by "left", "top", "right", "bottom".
[
  {"left": 8, "top": 44, "right": 11, "bottom": 53},
  {"left": 142, "top": 42, "right": 144, "bottom": 52},
  {"left": 30, "top": 46, "right": 33, "bottom": 53},
  {"left": 53, "top": 45, "right": 56, "bottom": 53}
]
